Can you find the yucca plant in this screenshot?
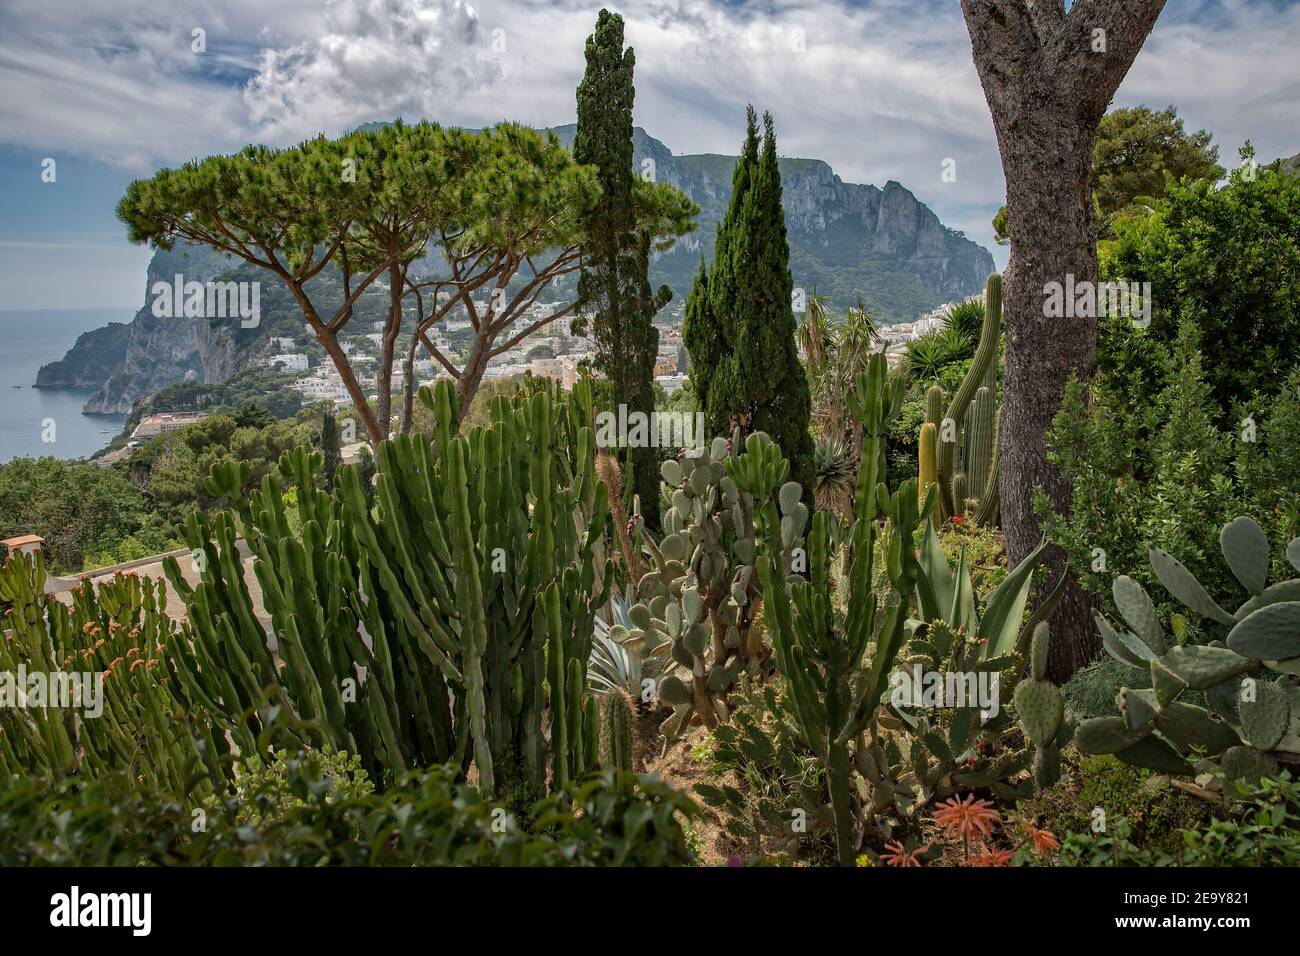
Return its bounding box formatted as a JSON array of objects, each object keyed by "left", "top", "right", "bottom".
[
  {"left": 813, "top": 435, "right": 856, "bottom": 517},
  {"left": 942, "top": 297, "right": 985, "bottom": 351}
]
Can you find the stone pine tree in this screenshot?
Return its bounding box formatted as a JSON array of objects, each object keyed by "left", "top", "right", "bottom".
[
  {"left": 683, "top": 107, "right": 813, "bottom": 492},
  {"left": 573, "top": 9, "right": 671, "bottom": 529},
  {"left": 959, "top": 0, "right": 1166, "bottom": 680}
]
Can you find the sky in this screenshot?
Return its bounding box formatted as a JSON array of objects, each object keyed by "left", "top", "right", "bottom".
[{"left": 0, "top": 0, "right": 1298, "bottom": 310}]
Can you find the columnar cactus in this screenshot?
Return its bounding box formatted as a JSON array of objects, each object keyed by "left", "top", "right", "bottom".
[
  {"left": 625, "top": 431, "right": 807, "bottom": 736},
  {"left": 164, "top": 379, "right": 613, "bottom": 801},
  {"left": 1076, "top": 517, "right": 1300, "bottom": 792},
  {"left": 935, "top": 273, "right": 1002, "bottom": 525},
  {"left": 755, "top": 352, "right": 937, "bottom": 865},
  {"left": 918, "top": 422, "right": 938, "bottom": 508},
  {"left": 0, "top": 552, "right": 224, "bottom": 792}
]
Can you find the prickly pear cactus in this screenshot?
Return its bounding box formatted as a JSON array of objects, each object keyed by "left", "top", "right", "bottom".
[
  {"left": 1013, "top": 623, "right": 1067, "bottom": 789},
  {"left": 621, "top": 431, "right": 806, "bottom": 737},
  {"left": 1077, "top": 516, "right": 1300, "bottom": 794}
]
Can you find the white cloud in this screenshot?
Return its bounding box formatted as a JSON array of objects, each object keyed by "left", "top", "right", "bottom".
[
  {"left": 0, "top": 0, "right": 1296, "bottom": 267},
  {"left": 243, "top": 0, "right": 504, "bottom": 141}
]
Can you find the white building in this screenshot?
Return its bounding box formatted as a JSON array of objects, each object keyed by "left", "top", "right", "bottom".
[{"left": 268, "top": 353, "right": 309, "bottom": 372}]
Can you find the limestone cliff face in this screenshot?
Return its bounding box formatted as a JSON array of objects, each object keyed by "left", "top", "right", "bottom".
[
  {"left": 550, "top": 125, "right": 995, "bottom": 320},
  {"left": 77, "top": 243, "right": 231, "bottom": 414},
  {"left": 34, "top": 322, "right": 131, "bottom": 388}
]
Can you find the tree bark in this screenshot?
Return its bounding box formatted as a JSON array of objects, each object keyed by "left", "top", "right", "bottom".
[{"left": 959, "top": 0, "right": 1166, "bottom": 681}]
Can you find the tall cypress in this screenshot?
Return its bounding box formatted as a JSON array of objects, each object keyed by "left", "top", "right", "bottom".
[
  {"left": 683, "top": 107, "right": 813, "bottom": 491},
  {"left": 574, "top": 9, "right": 669, "bottom": 528}
]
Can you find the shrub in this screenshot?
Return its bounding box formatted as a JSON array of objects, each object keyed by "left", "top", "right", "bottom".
[
  {"left": 0, "top": 760, "right": 698, "bottom": 867},
  {"left": 1038, "top": 326, "right": 1299, "bottom": 619},
  {"left": 1051, "top": 771, "right": 1300, "bottom": 866}
]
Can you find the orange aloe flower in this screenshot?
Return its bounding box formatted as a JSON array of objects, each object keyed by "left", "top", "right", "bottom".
[
  {"left": 968, "top": 847, "right": 1015, "bottom": 867},
  {"left": 1019, "top": 822, "right": 1060, "bottom": 858},
  {"left": 880, "top": 841, "right": 927, "bottom": 867},
  {"left": 934, "top": 794, "right": 1001, "bottom": 841}
]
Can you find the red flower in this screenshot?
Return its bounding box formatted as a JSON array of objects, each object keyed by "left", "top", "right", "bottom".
[
  {"left": 934, "top": 794, "right": 1000, "bottom": 841},
  {"left": 967, "top": 847, "right": 1014, "bottom": 867},
  {"left": 881, "top": 841, "right": 927, "bottom": 867},
  {"left": 1019, "top": 822, "right": 1060, "bottom": 858}
]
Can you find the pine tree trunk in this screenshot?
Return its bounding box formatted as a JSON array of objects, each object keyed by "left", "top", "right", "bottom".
[
  {"left": 960, "top": 0, "right": 1167, "bottom": 681},
  {"left": 1000, "top": 123, "right": 1101, "bottom": 680}
]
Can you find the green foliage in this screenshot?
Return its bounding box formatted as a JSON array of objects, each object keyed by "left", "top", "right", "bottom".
[
  {"left": 0, "top": 457, "right": 155, "bottom": 573},
  {"left": 1093, "top": 106, "right": 1223, "bottom": 220},
  {"left": 163, "top": 380, "right": 614, "bottom": 803},
  {"left": 0, "top": 761, "right": 697, "bottom": 867},
  {"left": 682, "top": 107, "right": 813, "bottom": 494},
  {"left": 1039, "top": 327, "right": 1299, "bottom": 617},
  {"left": 627, "top": 431, "right": 807, "bottom": 735},
  {"left": 1051, "top": 771, "right": 1300, "bottom": 867},
  {"left": 1102, "top": 155, "right": 1300, "bottom": 412},
  {"left": 0, "top": 553, "right": 227, "bottom": 792},
  {"left": 991, "top": 103, "right": 1224, "bottom": 243},
  {"left": 118, "top": 119, "right": 695, "bottom": 442},
  {"left": 1019, "top": 753, "right": 1214, "bottom": 861},
  {"left": 573, "top": 10, "right": 696, "bottom": 532},
  {"left": 754, "top": 352, "right": 934, "bottom": 864},
  {"left": 694, "top": 679, "right": 833, "bottom": 859}
]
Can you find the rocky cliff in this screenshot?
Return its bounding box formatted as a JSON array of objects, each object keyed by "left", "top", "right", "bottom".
[{"left": 549, "top": 125, "right": 994, "bottom": 319}]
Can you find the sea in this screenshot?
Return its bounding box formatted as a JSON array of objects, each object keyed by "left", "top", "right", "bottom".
[{"left": 0, "top": 307, "right": 135, "bottom": 463}]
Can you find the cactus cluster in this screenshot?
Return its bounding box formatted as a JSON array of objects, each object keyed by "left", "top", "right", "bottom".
[
  {"left": 1076, "top": 516, "right": 1300, "bottom": 793},
  {"left": 756, "top": 352, "right": 936, "bottom": 865},
  {"left": 0, "top": 553, "right": 226, "bottom": 792},
  {"left": 163, "top": 378, "right": 616, "bottom": 802},
  {"left": 618, "top": 432, "right": 807, "bottom": 737},
  {"left": 926, "top": 272, "right": 1002, "bottom": 525},
  {"left": 880, "top": 617, "right": 1034, "bottom": 809}
]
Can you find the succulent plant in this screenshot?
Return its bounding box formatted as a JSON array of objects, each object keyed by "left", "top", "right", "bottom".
[
  {"left": 616, "top": 430, "right": 806, "bottom": 738},
  {"left": 164, "top": 379, "right": 615, "bottom": 801},
  {"left": 934, "top": 272, "right": 1001, "bottom": 525},
  {"left": 1076, "top": 516, "right": 1300, "bottom": 792},
  {"left": 756, "top": 352, "right": 938, "bottom": 864}
]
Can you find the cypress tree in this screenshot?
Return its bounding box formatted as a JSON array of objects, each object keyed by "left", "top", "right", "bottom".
[
  {"left": 574, "top": 9, "right": 670, "bottom": 528},
  {"left": 683, "top": 107, "right": 813, "bottom": 491},
  {"left": 321, "top": 410, "right": 342, "bottom": 490}
]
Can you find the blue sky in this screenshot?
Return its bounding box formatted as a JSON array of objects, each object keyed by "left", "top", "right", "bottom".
[{"left": 1, "top": 0, "right": 1298, "bottom": 310}]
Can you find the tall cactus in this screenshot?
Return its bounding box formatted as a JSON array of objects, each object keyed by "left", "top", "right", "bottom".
[
  {"left": 935, "top": 273, "right": 1002, "bottom": 524},
  {"left": 918, "top": 422, "right": 938, "bottom": 508},
  {"left": 0, "top": 553, "right": 226, "bottom": 792},
  {"left": 754, "top": 351, "right": 936, "bottom": 866},
  {"left": 164, "top": 379, "right": 613, "bottom": 801}
]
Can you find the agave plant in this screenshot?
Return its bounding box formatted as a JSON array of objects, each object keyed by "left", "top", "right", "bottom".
[
  {"left": 813, "top": 435, "right": 856, "bottom": 517},
  {"left": 589, "top": 591, "right": 644, "bottom": 698},
  {"left": 904, "top": 332, "right": 962, "bottom": 382}
]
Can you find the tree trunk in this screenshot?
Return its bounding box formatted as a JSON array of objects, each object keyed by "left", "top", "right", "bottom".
[
  {"left": 960, "top": 0, "right": 1166, "bottom": 681},
  {"left": 1000, "top": 123, "right": 1101, "bottom": 680}
]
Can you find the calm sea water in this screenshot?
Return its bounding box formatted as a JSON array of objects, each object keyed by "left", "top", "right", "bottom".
[{"left": 0, "top": 308, "right": 134, "bottom": 463}]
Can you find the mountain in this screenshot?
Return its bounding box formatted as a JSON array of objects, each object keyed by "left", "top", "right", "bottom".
[
  {"left": 40, "top": 125, "right": 993, "bottom": 415},
  {"left": 550, "top": 125, "right": 994, "bottom": 318}
]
